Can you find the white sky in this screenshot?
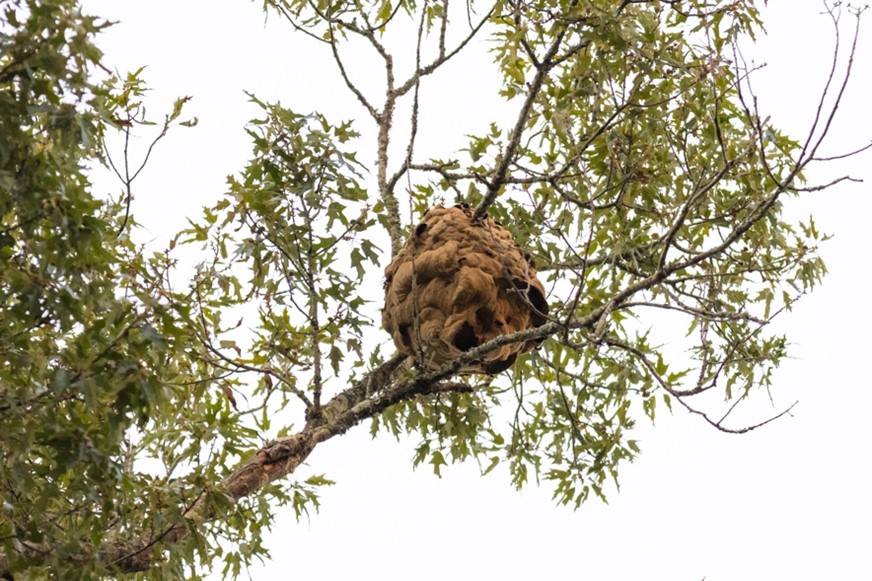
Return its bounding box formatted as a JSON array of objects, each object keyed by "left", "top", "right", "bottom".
[{"left": 78, "top": 1, "right": 871, "bottom": 579}]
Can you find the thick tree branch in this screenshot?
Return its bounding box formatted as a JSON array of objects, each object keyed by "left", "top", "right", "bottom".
[{"left": 0, "top": 353, "right": 475, "bottom": 575}]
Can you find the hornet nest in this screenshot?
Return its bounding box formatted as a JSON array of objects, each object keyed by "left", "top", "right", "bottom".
[{"left": 382, "top": 204, "right": 548, "bottom": 374}]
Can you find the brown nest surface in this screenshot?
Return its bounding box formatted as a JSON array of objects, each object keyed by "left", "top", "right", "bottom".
[{"left": 382, "top": 204, "right": 548, "bottom": 374}]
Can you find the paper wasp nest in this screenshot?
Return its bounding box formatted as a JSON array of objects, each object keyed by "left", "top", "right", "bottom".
[{"left": 382, "top": 204, "right": 548, "bottom": 374}]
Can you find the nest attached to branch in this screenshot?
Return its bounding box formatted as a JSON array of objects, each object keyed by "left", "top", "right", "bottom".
[{"left": 382, "top": 204, "right": 548, "bottom": 374}]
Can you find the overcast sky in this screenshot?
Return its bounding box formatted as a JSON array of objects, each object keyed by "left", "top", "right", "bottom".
[{"left": 79, "top": 1, "right": 871, "bottom": 579}]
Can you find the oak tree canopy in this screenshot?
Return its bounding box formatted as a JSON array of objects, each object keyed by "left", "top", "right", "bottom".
[{"left": 0, "top": 0, "right": 867, "bottom": 577}]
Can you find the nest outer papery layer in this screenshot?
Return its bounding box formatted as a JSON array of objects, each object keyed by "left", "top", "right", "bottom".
[{"left": 382, "top": 204, "right": 549, "bottom": 374}]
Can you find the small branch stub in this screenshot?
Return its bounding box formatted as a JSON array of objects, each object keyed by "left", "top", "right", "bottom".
[{"left": 382, "top": 204, "right": 549, "bottom": 374}]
